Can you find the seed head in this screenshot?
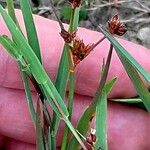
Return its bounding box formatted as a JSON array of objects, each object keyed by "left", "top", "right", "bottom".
[
  {"left": 69, "top": 0, "right": 81, "bottom": 8},
  {"left": 86, "top": 128, "right": 96, "bottom": 147},
  {"left": 108, "top": 14, "right": 127, "bottom": 36},
  {"left": 71, "top": 38, "right": 94, "bottom": 67},
  {"left": 60, "top": 29, "right": 76, "bottom": 43}
]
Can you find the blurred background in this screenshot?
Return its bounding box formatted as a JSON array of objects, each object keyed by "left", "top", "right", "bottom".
[{"left": 0, "top": 0, "right": 150, "bottom": 48}]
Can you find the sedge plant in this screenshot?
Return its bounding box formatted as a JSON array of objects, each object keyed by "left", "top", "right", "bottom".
[{"left": 0, "top": 0, "right": 150, "bottom": 150}]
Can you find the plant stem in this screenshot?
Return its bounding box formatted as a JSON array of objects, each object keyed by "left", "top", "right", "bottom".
[
  {"left": 69, "top": 8, "right": 76, "bottom": 32},
  {"left": 94, "top": 44, "right": 113, "bottom": 105},
  {"left": 63, "top": 117, "right": 87, "bottom": 150},
  {"left": 61, "top": 72, "right": 75, "bottom": 150},
  {"left": 91, "top": 36, "right": 106, "bottom": 50},
  {"left": 51, "top": 5, "right": 80, "bottom": 146},
  {"left": 61, "top": 5, "right": 78, "bottom": 149},
  {"left": 49, "top": 0, "right": 64, "bottom": 30}
]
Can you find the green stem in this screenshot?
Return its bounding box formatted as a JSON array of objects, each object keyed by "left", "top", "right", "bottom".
[
  {"left": 60, "top": 6, "right": 77, "bottom": 150},
  {"left": 63, "top": 117, "right": 87, "bottom": 150},
  {"left": 61, "top": 72, "right": 75, "bottom": 150},
  {"left": 19, "top": 63, "right": 36, "bottom": 124},
  {"left": 51, "top": 5, "right": 80, "bottom": 143},
  {"left": 69, "top": 8, "right": 76, "bottom": 32},
  {"left": 6, "top": 0, "right": 20, "bottom": 29}
]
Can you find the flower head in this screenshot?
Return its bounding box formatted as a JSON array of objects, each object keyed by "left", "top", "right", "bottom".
[
  {"left": 69, "top": 0, "right": 81, "bottom": 8},
  {"left": 86, "top": 128, "right": 96, "bottom": 147},
  {"left": 71, "top": 38, "right": 94, "bottom": 67},
  {"left": 108, "top": 14, "right": 127, "bottom": 36},
  {"left": 60, "top": 29, "right": 76, "bottom": 43}
]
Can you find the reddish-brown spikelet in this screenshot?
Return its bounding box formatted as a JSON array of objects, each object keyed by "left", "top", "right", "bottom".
[
  {"left": 69, "top": 0, "right": 81, "bottom": 8},
  {"left": 71, "top": 38, "right": 94, "bottom": 67},
  {"left": 86, "top": 128, "right": 96, "bottom": 147},
  {"left": 108, "top": 14, "right": 127, "bottom": 36},
  {"left": 60, "top": 29, "right": 76, "bottom": 43}
]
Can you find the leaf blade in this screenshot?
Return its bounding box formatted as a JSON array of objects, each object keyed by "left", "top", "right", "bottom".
[
  {"left": 20, "top": 0, "right": 42, "bottom": 63},
  {"left": 98, "top": 26, "right": 150, "bottom": 83}
]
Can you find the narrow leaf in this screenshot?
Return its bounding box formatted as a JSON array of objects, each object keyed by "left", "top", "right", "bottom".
[
  {"left": 0, "top": 35, "right": 21, "bottom": 59},
  {"left": 36, "top": 99, "right": 45, "bottom": 150},
  {"left": 118, "top": 55, "right": 150, "bottom": 112},
  {"left": 0, "top": 35, "right": 36, "bottom": 123},
  {"left": 112, "top": 98, "right": 142, "bottom": 103},
  {"left": 95, "top": 91, "right": 107, "bottom": 150},
  {"left": 98, "top": 25, "right": 150, "bottom": 83},
  {"left": 6, "top": 0, "right": 19, "bottom": 26},
  {"left": 112, "top": 98, "right": 145, "bottom": 109},
  {"left": 0, "top": 5, "right": 69, "bottom": 117},
  {"left": 67, "top": 78, "right": 117, "bottom": 150},
  {"left": 20, "top": 0, "right": 42, "bottom": 63},
  {"left": 20, "top": 65, "right": 36, "bottom": 123}
]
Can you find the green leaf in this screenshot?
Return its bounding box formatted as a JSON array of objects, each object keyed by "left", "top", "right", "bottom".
[
  {"left": 61, "top": 6, "right": 72, "bottom": 22},
  {"left": 67, "top": 78, "right": 117, "bottom": 150},
  {"left": 36, "top": 99, "right": 45, "bottom": 150},
  {"left": 20, "top": 0, "right": 42, "bottom": 63},
  {"left": 79, "top": 7, "right": 88, "bottom": 21},
  {"left": 6, "top": 0, "right": 20, "bottom": 27},
  {"left": 20, "top": 64, "right": 36, "bottom": 123},
  {"left": 0, "top": 35, "right": 36, "bottom": 123},
  {"left": 112, "top": 98, "right": 142, "bottom": 103},
  {"left": 118, "top": 55, "right": 150, "bottom": 112},
  {"left": 112, "top": 98, "right": 145, "bottom": 109},
  {"left": 95, "top": 91, "right": 107, "bottom": 150},
  {"left": 62, "top": 6, "right": 87, "bottom": 22},
  {"left": 0, "top": 35, "right": 21, "bottom": 59},
  {"left": 61, "top": 72, "right": 75, "bottom": 150},
  {"left": 98, "top": 26, "right": 150, "bottom": 83},
  {"left": 0, "top": 5, "right": 69, "bottom": 117}
]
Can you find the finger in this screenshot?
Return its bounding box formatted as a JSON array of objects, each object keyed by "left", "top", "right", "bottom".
[
  {"left": 0, "top": 10, "right": 149, "bottom": 98},
  {"left": 0, "top": 87, "right": 150, "bottom": 149},
  {"left": 5, "top": 138, "right": 35, "bottom": 150},
  {"left": 0, "top": 134, "right": 7, "bottom": 149},
  {"left": 108, "top": 102, "right": 150, "bottom": 150}
]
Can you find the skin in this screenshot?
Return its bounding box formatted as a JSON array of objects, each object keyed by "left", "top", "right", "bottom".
[{"left": 0, "top": 10, "right": 150, "bottom": 150}]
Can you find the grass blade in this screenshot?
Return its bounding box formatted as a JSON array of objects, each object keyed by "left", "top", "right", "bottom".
[
  {"left": 112, "top": 98, "right": 142, "bottom": 103},
  {"left": 112, "top": 98, "right": 145, "bottom": 109},
  {"left": 98, "top": 25, "right": 150, "bottom": 83},
  {"left": 19, "top": 65, "right": 36, "bottom": 123},
  {"left": 20, "top": 0, "right": 42, "bottom": 63},
  {"left": 0, "top": 5, "right": 69, "bottom": 117},
  {"left": 67, "top": 78, "right": 117, "bottom": 150},
  {"left": 36, "top": 99, "right": 45, "bottom": 150},
  {"left": 0, "top": 35, "right": 36, "bottom": 123},
  {"left": 118, "top": 55, "right": 150, "bottom": 112},
  {"left": 5, "top": 1, "right": 36, "bottom": 124},
  {"left": 61, "top": 72, "right": 75, "bottom": 150},
  {"left": 0, "top": 35, "right": 21, "bottom": 59},
  {"left": 6, "top": 0, "right": 20, "bottom": 27},
  {"left": 95, "top": 91, "right": 107, "bottom": 150}
]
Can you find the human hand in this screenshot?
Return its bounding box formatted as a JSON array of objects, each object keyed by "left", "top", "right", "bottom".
[{"left": 0, "top": 10, "right": 150, "bottom": 150}]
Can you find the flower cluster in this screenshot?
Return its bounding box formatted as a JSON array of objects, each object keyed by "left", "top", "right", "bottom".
[
  {"left": 68, "top": 0, "right": 81, "bottom": 8},
  {"left": 86, "top": 128, "right": 96, "bottom": 147},
  {"left": 71, "top": 38, "right": 94, "bottom": 67},
  {"left": 108, "top": 14, "right": 127, "bottom": 36},
  {"left": 60, "top": 29, "right": 76, "bottom": 43}
]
